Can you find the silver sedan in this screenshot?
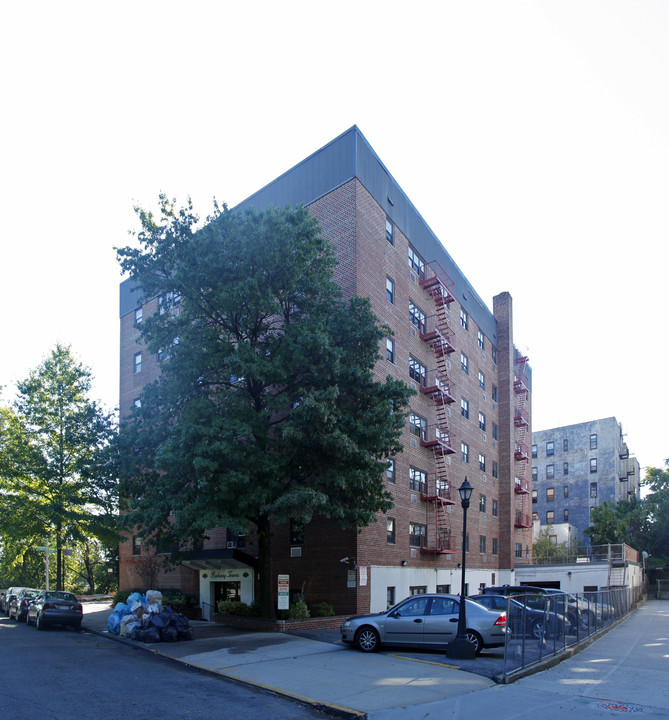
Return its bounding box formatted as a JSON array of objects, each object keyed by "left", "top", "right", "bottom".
[{"left": 340, "top": 594, "right": 507, "bottom": 654}]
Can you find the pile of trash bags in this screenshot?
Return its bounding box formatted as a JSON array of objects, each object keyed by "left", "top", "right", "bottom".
[{"left": 107, "top": 590, "right": 194, "bottom": 643}]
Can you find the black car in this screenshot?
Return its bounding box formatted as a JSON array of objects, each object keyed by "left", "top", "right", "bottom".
[
  {"left": 8, "top": 589, "right": 40, "bottom": 621},
  {"left": 27, "top": 591, "right": 83, "bottom": 631},
  {"left": 470, "top": 594, "right": 567, "bottom": 639},
  {"left": 481, "top": 585, "right": 580, "bottom": 632}
]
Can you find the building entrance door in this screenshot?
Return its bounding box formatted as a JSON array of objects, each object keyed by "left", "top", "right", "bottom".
[{"left": 214, "top": 581, "right": 241, "bottom": 605}]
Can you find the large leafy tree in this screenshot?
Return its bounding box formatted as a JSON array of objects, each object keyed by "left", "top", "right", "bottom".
[
  {"left": 0, "top": 345, "right": 118, "bottom": 590},
  {"left": 642, "top": 462, "right": 669, "bottom": 565},
  {"left": 584, "top": 498, "right": 647, "bottom": 549},
  {"left": 117, "top": 196, "right": 412, "bottom": 618}
]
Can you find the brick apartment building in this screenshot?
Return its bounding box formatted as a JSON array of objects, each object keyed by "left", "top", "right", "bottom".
[
  {"left": 532, "top": 417, "right": 641, "bottom": 544},
  {"left": 119, "top": 126, "right": 533, "bottom": 616}
]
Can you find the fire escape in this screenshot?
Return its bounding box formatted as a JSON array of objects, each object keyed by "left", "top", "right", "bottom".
[
  {"left": 513, "top": 354, "right": 532, "bottom": 529},
  {"left": 417, "top": 261, "right": 457, "bottom": 554}
]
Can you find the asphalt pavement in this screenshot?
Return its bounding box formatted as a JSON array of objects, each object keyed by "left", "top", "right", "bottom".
[{"left": 81, "top": 598, "right": 669, "bottom": 719}]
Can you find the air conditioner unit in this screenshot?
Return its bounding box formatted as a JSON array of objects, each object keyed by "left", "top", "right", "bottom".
[
  {"left": 290, "top": 546, "right": 302, "bottom": 558},
  {"left": 410, "top": 326, "right": 417, "bottom": 338},
  {"left": 226, "top": 541, "right": 236, "bottom": 549},
  {"left": 409, "top": 270, "right": 418, "bottom": 283}
]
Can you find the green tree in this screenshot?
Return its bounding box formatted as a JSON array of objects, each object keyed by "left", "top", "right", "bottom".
[
  {"left": 584, "top": 498, "right": 647, "bottom": 549},
  {"left": 117, "top": 197, "right": 413, "bottom": 618},
  {"left": 642, "top": 461, "right": 669, "bottom": 564},
  {"left": 0, "top": 345, "right": 118, "bottom": 590}
]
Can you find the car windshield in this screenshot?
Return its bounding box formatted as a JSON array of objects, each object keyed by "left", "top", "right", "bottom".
[
  {"left": 45, "top": 591, "right": 77, "bottom": 602},
  {"left": 24, "top": 590, "right": 39, "bottom": 598}
]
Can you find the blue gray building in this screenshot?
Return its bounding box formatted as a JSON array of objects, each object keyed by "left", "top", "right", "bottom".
[{"left": 532, "top": 417, "right": 640, "bottom": 544}]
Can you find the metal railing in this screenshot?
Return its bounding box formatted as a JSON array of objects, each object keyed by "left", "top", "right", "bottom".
[
  {"left": 499, "top": 586, "right": 643, "bottom": 680},
  {"left": 532, "top": 543, "right": 638, "bottom": 566}
]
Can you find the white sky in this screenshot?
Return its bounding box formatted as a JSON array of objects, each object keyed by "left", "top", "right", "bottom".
[{"left": 1, "top": 1, "right": 667, "bottom": 472}]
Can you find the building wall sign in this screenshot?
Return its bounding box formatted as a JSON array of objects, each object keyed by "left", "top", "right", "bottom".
[{"left": 208, "top": 569, "right": 247, "bottom": 581}]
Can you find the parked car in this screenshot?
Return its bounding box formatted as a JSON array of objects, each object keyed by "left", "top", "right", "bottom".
[
  {"left": 8, "top": 589, "right": 40, "bottom": 621},
  {"left": 480, "top": 585, "right": 582, "bottom": 632},
  {"left": 469, "top": 594, "right": 567, "bottom": 639},
  {"left": 340, "top": 593, "right": 507, "bottom": 655},
  {"left": 27, "top": 591, "right": 83, "bottom": 631},
  {"left": 3, "top": 587, "right": 34, "bottom": 616}
]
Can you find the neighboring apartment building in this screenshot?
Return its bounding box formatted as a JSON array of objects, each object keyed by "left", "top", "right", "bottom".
[
  {"left": 532, "top": 417, "right": 641, "bottom": 545},
  {"left": 119, "top": 126, "right": 533, "bottom": 616}
]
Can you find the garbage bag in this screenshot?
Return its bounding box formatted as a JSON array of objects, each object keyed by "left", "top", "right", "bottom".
[
  {"left": 160, "top": 626, "right": 179, "bottom": 642},
  {"left": 119, "top": 614, "right": 138, "bottom": 636},
  {"left": 146, "top": 590, "right": 163, "bottom": 605},
  {"left": 178, "top": 626, "right": 194, "bottom": 641},
  {"left": 136, "top": 626, "right": 161, "bottom": 643},
  {"left": 148, "top": 613, "right": 165, "bottom": 629},
  {"left": 107, "top": 613, "right": 121, "bottom": 634}
]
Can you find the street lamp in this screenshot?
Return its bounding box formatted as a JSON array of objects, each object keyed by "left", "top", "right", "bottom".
[{"left": 446, "top": 477, "right": 476, "bottom": 659}]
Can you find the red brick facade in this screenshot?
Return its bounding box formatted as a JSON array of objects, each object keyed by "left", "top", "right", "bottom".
[{"left": 118, "top": 131, "right": 532, "bottom": 616}]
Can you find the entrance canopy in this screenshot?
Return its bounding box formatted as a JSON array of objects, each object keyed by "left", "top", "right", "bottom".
[{"left": 179, "top": 548, "right": 258, "bottom": 572}]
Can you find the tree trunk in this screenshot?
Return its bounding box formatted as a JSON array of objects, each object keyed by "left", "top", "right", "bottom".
[{"left": 256, "top": 516, "right": 275, "bottom": 620}]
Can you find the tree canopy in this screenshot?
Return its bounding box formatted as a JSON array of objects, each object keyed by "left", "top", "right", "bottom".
[
  {"left": 117, "top": 196, "right": 413, "bottom": 617},
  {"left": 0, "top": 344, "right": 118, "bottom": 590}
]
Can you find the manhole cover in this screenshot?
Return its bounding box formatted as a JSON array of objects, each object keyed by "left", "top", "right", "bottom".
[{"left": 595, "top": 701, "right": 645, "bottom": 713}]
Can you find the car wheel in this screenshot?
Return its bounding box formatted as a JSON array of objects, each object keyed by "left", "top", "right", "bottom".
[
  {"left": 72, "top": 622, "right": 82, "bottom": 632},
  {"left": 355, "top": 626, "right": 380, "bottom": 653},
  {"left": 466, "top": 630, "right": 483, "bottom": 655},
  {"left": 580, "top": 610, "right": 595, "bottom": 631},
  {"left": 531, "top": 621, "right": 545, "bottom": 640},
  {"left": 36, "top": 613, "right": 46, "bottom": 631}
]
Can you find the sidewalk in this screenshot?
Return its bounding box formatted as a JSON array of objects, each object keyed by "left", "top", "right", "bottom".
[{"left": 82, "top": 599, "right": 669, "bottom": 719}]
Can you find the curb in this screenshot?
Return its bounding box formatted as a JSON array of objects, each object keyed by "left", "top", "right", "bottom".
[{"left": 83, "top": 622, "right": 366, "bottom": 720}]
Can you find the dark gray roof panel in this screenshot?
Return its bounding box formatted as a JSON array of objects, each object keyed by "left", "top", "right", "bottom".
[{"left": 120, "top": 277, "right": 142, "bottom": 319}]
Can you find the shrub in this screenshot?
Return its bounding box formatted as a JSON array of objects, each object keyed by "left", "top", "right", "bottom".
[
  {"left": 217, "top": 600, "right": 261, "bottom": 617},
  {"left": 286, "top": 599, "right": 310, "bottom": 620},
  {"left": 311, "top": 601, "right": 335, "bottom": 617}
]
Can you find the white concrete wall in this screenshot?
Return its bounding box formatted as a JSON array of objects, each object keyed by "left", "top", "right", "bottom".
[{"left": 199, "top": 568, "right": 255, "bottom": 619}]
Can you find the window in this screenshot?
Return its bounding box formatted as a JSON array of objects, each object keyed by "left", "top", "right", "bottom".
[
  {"left": 590, "top": 458, "right": 598, "bottom": 473},
  {"left": 386, "top": 337, "right": 395, "bottom": 363},
  {"left": 460, "top": 352, "right": 469, "bottom": 374},
  {"left": 478, "top": 453, "right": 486, "bottom": 472},
  {"left": 479, "top": 494, "right": 486, "bottom": 512},
  {"left": 563, "top": 438, "right": 569, "bottom": 452},
  {"left": 590, "top": 433, "right": 598, "bottom": 450},
  {"left": 479, "top": 535, "right": 487, "bottom": 554},
  {"left": 158, "top": 291, "right": 180, "bottom": 315},
  {"left": 492, "top": 538, "right": 498, "bottom": 555},
  {"left": 564, "top": 509, "right": 569, "bottom": 522},
  {"left": 409, "top": 356, "right": 426, "bottom": 385},
  {"left": 546, "top": 464, "right": 554, "bottom": 479},
  {"left": 590, "top": 482, "right": 598, "bottom": 498},
  {"left": 410, "top": 413, "right": 426, "bottom": 440},
  {"left": 386, "top": 459, "right": 395, "bottom": 484},
  {"left": 492, "top": 384, "right": 498, "bottom": 402},
  {"left": 532, "top": 489, "right": 538, "bottom": 503},
  {"left": 133, "top": 352, "right": 142, "bottom": 374},
  {"left": 385, "top": 217, "right": 394, "bottom": 244},
  {"left": 491, "top": 347, "right": 497, "bottom": 364},
  {"left": 386, "top": 517, "right": 396, "bottom": 544},
  {"left": 409, "top": 523, "right": 426, "bottom": 547},
  {"left": 546, "top": 487, "right": 555, "bottom": 502},
  {"left": 461, "top": 442, "right": 469, "bottom": 463},
  {"left": 492, "top": 422, "right": 498, "bottom": 440},
  {"left": 408, "top": 246, "right": 424, "bottom": 277},
  {"left": 477, "top": 330, "right": 484, "bottom": 350},
  {"left": 134, "top": 307, "right": 142, "bottom": 325},
  {"left": 492, "top": 499, "right": 498, "bottom": 517},
  {"left": 386, "top": 276, "right": 395, "bottom": 304},
  {"left": 460, "top": 397, "right": 469, "bottom": 419},
  {"left": 533, "top": 512, "right": 539, "bottom": 521},
  {"left": 387, "top": 587, "right": 396, "bottom": 609},
  {"left": 436, "top": 584, "right": 451, "bottom": 594},
  {"left": 532, "top": 444, "right": 538, "bottom": 459},
  {"left": 564, "top": 485, "right": 569, "bottom": 499},
  {"left": 546, "top": 510, "right": 555, "bottom": 524},
  {"left": 563, "top": 461, "right": 569, "bottom": 476},
  {"left": 492, "top": 461, "right": 499, "bottom": 478},
  {"left": 546, "top": 441, "right": 554, "bottom": 456},
  {"left": 478, "top": 411, "right": 486, "bottom": 431},
  {"left": 478, "top": 370, "right": 485, "bottom": 389},
  {"left": 409, "top": 302, "right": 426, "bottom": 333},
  {"left": 132, "top": 536, "right": 142, "bottom": 556},
  {"left": 515, "top": 543, "right": 522, "bottom": 558},
  {"left": 289, "top": 520, "right": 304, "bottom": 545},
  {"left": 460, "top": 308, "right": 469, "bottom": 329},
  {"left": 532, "top": 467, "right": 538, "bottom": 482},
  {"left": 409, "top": 586, "right": 427, "bottom": 596},
  {"left": 410, "top": 467, "right": 426, "bottom": 492}
]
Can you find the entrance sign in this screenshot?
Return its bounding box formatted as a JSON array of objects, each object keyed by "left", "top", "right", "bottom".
[{"left": 277, "top": 574, "right": 289, "bottom": 610}]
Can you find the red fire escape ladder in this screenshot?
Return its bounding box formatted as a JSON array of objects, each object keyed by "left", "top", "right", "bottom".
[
  {"left": 513, "top": 354, "right": 532, "bottom": 532},
  {"left": 420, "top": 476, "right": 455, "bottom": 554}
]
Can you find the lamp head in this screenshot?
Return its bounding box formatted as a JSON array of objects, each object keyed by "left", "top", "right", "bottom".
[{"left": 458, "top": 477, "right": 473, "bottom": 507}]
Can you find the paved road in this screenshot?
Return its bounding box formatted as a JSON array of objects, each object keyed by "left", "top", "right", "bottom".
[{"left": 0, "top": 613, "right": 336, "bottom": 720}]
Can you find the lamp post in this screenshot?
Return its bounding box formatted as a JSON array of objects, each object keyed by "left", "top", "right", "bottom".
[{"left": 446, "top": 477, "right": 476, "bottom": 659}]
